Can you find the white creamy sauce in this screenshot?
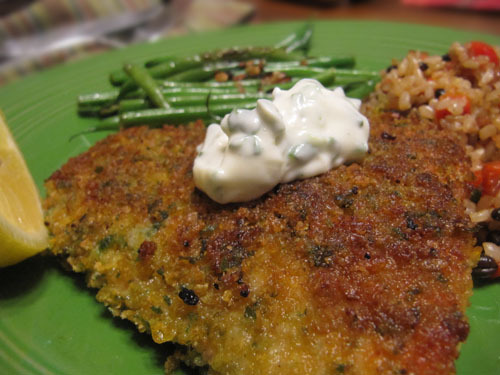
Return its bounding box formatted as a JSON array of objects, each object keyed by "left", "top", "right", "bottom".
[{"left": 193, "top": 79, "right": 370, "bottom": 204}]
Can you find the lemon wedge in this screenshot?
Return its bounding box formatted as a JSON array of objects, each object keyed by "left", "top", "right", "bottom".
[{"left": 0, "top": 111, "right": 48, "bottom": 267}]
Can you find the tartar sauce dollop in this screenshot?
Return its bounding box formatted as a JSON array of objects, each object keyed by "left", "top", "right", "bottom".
[{"left": 193, "top": 79, "right": 370, "bottom": 204}]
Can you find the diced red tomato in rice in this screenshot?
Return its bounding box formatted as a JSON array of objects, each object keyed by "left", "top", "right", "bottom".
[
  {"left": 477, "top": 161, "right": 500, "bottom": 196},
  {"left": 467, "top": 41, "right": 499, "bottom": 66},
  {"left": 435, "top": 94, "right": 471, "bottom": 121}
]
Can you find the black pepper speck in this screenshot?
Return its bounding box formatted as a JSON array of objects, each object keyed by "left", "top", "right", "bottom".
[
  {"left": 419, "top": 62, "right": 429, "bottom": 71},
  {"left": 386, "top": 65, "right": 397, "bottom": 73},
  {"left": 470, "top": 188, "right": 481, "bottom": 204},
  {"left": 435, "top": 88, "right": 445, "bottom": 99}
]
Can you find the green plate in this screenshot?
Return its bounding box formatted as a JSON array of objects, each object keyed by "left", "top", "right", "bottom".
[{"left": 0, "top": 20, "right": 499, "bottom": 375}]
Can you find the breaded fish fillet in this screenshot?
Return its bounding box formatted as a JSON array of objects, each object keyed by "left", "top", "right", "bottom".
[{"left": 44, "top": 110, "right": 478, "bottom": 375}]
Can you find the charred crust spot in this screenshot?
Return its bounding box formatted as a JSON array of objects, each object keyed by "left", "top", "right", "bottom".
[
  {"left": 335, "top": 194, "right": 354, "bottom": 209},
  {"left": 429, "top": 247, "right": 438, "bottom": 257},
  {"left": 240, "top": 284, "right": 250, "bottom": 297},
  {"left": 213, "top": 283, "right": 219, "bottom": 290},
  {"left": 443, "top": 313, "right": 469, "bottom": 342},
  {"left": 364, "top": 252, "right": 371, "bottom": 259},
  {"left": 406, "top": 217, "right": 418, "bottom": 230},
  {"left": 183, "top": 240, "right": 190, "bottom": 247},
  {"left": 310, "top": 245, "right": 334, "bottom": 267},
  {"left": 178, "top": 287, "right": 199, "bottom": 306},
  {"left": 381, "top": 132, "right": 396, "bottom": 141},
  {"left": 205, "top": 229, "right": 258, "bottom": 275},
  {"left": 147, "top": 199, "right": 162, "bottom": 214},
  {"left": 138, "top": 241, "right": 157, "bottom": 261}
]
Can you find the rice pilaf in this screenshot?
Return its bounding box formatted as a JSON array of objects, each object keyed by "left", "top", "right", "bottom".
[{"left": 364, "top": 40, "right": 500, "bottom": 279}]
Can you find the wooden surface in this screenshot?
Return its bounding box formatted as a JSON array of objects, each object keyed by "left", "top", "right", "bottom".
[{"left": 243, "top": 0, "right": 500, "bottom": 36}]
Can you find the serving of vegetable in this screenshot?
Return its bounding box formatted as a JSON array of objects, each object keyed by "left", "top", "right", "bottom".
[{"left": 75, "top": 24, "right": 379, "bottom": 137}]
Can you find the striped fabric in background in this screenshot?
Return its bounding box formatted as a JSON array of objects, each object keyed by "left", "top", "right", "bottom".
[
  {"left": 0, "top": 0, "right": 161, "bottom": 38},
  {"left": 0, "top": 0, "right": 253, "bottom": 85}
]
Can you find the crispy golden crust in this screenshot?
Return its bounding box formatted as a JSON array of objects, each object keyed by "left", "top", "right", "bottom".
[{"left": 44, "top": 112, "right": 478, "bottom": 375}]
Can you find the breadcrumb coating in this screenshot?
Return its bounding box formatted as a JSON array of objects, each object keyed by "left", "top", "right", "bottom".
[{"left": 44, "top": 110, "right": 478, "bottom": 375}]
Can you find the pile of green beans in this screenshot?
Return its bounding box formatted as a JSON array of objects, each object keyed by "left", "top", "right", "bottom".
[{"left": 75, "top": 24, "right": 379, "bottom": 136}]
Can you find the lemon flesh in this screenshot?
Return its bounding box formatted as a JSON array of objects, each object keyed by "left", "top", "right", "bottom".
[{"left": 0, "top": 112, "right": 48, "bottom": 267}]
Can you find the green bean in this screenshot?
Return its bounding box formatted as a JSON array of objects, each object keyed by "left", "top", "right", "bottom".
[
  {"left": 69, "top": 116, "right": 120, "bottom": 141},
  {"left": 160, "top": 79, "right": 261, "bottom": 89},
  {"left": 109, "top": 70, "right": 129, "bottom": 86},
  {"left": 145, "top": 55, "right": 178, "bottom": 68},
  {"left": 119, "top": 92, "right": 270, "bottom": 113},
  {"left": 263, "top": 66, "right": 326, "bottom": 77},
  {"left": 79, "top": 85, "right": 258, "bottom": 110},
  {"left": 260, "top": 68, "right": 336, "bottom": 92},
  {"left": 78, "top": 91, "right": 119, "bottom": 107},
  {"left": 238, "top": 57, "right": 354, "bottom": 73},
  {"left": 121, "top": 77, "right": 261, "bottom": 98},
  {"left": 122, "top": 63, "right": 169, "bottom": 109},
  {"left": 111, "top": 57, "right": 203, "bottom": 86},
  {"left": 147, "top": 57, "right": 204, "bottom": 79},
  {"left": 119, "top": 99, "right": 148, "bottom": 113},
  {"left": 120, "top": 103, "right": 257, "bottom": 127},
  {"left": 275, "top": 23, "right": 313, "bottom": 53},
  {"left": 99, "top": 103, "right": 120, "bottom": 117},
  {"left": 166, "top": 65, "right": 233, "bottom": 82},
  {"left": 119, "top": 61, "right": 238, "bottom": 96},
  {"left": 160, "top": 87, "right": 255, "bottom": 96},
  {"left": 313, "top": 68, "right": 337, "bottom": 86},
  {"left": 261, "top": 66, "right": 380, "bottom": 80},
  {"left": 334, "top": 68, "right": 380, "bottom": 79},
  {"left": 306, "top": 56, "right": 354, "bottom": 68},
  {"left": 78, "top": 106, "right": 103, "bottom": 117},
  {"left": 331, "top": 76, "right": 378, "bottom": 86},
  {"left": 343, "top": 80, "right": 379, "bottom": 99},
  {"left": 171, "top": 92, "right": 269, "bottom": 107}
]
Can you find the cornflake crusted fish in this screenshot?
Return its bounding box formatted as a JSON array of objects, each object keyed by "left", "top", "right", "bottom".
[{"left": 44, "top": 109, "right": 478, "bottom": 374}]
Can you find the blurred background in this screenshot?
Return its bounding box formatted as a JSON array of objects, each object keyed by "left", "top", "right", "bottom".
[{"left": 0, "top": 0, "right": 498, "bottom": 85}]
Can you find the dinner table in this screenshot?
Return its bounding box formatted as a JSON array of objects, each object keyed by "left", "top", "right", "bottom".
[{"left": 245, "top": 0, "right": 499, "bottom": 36}]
